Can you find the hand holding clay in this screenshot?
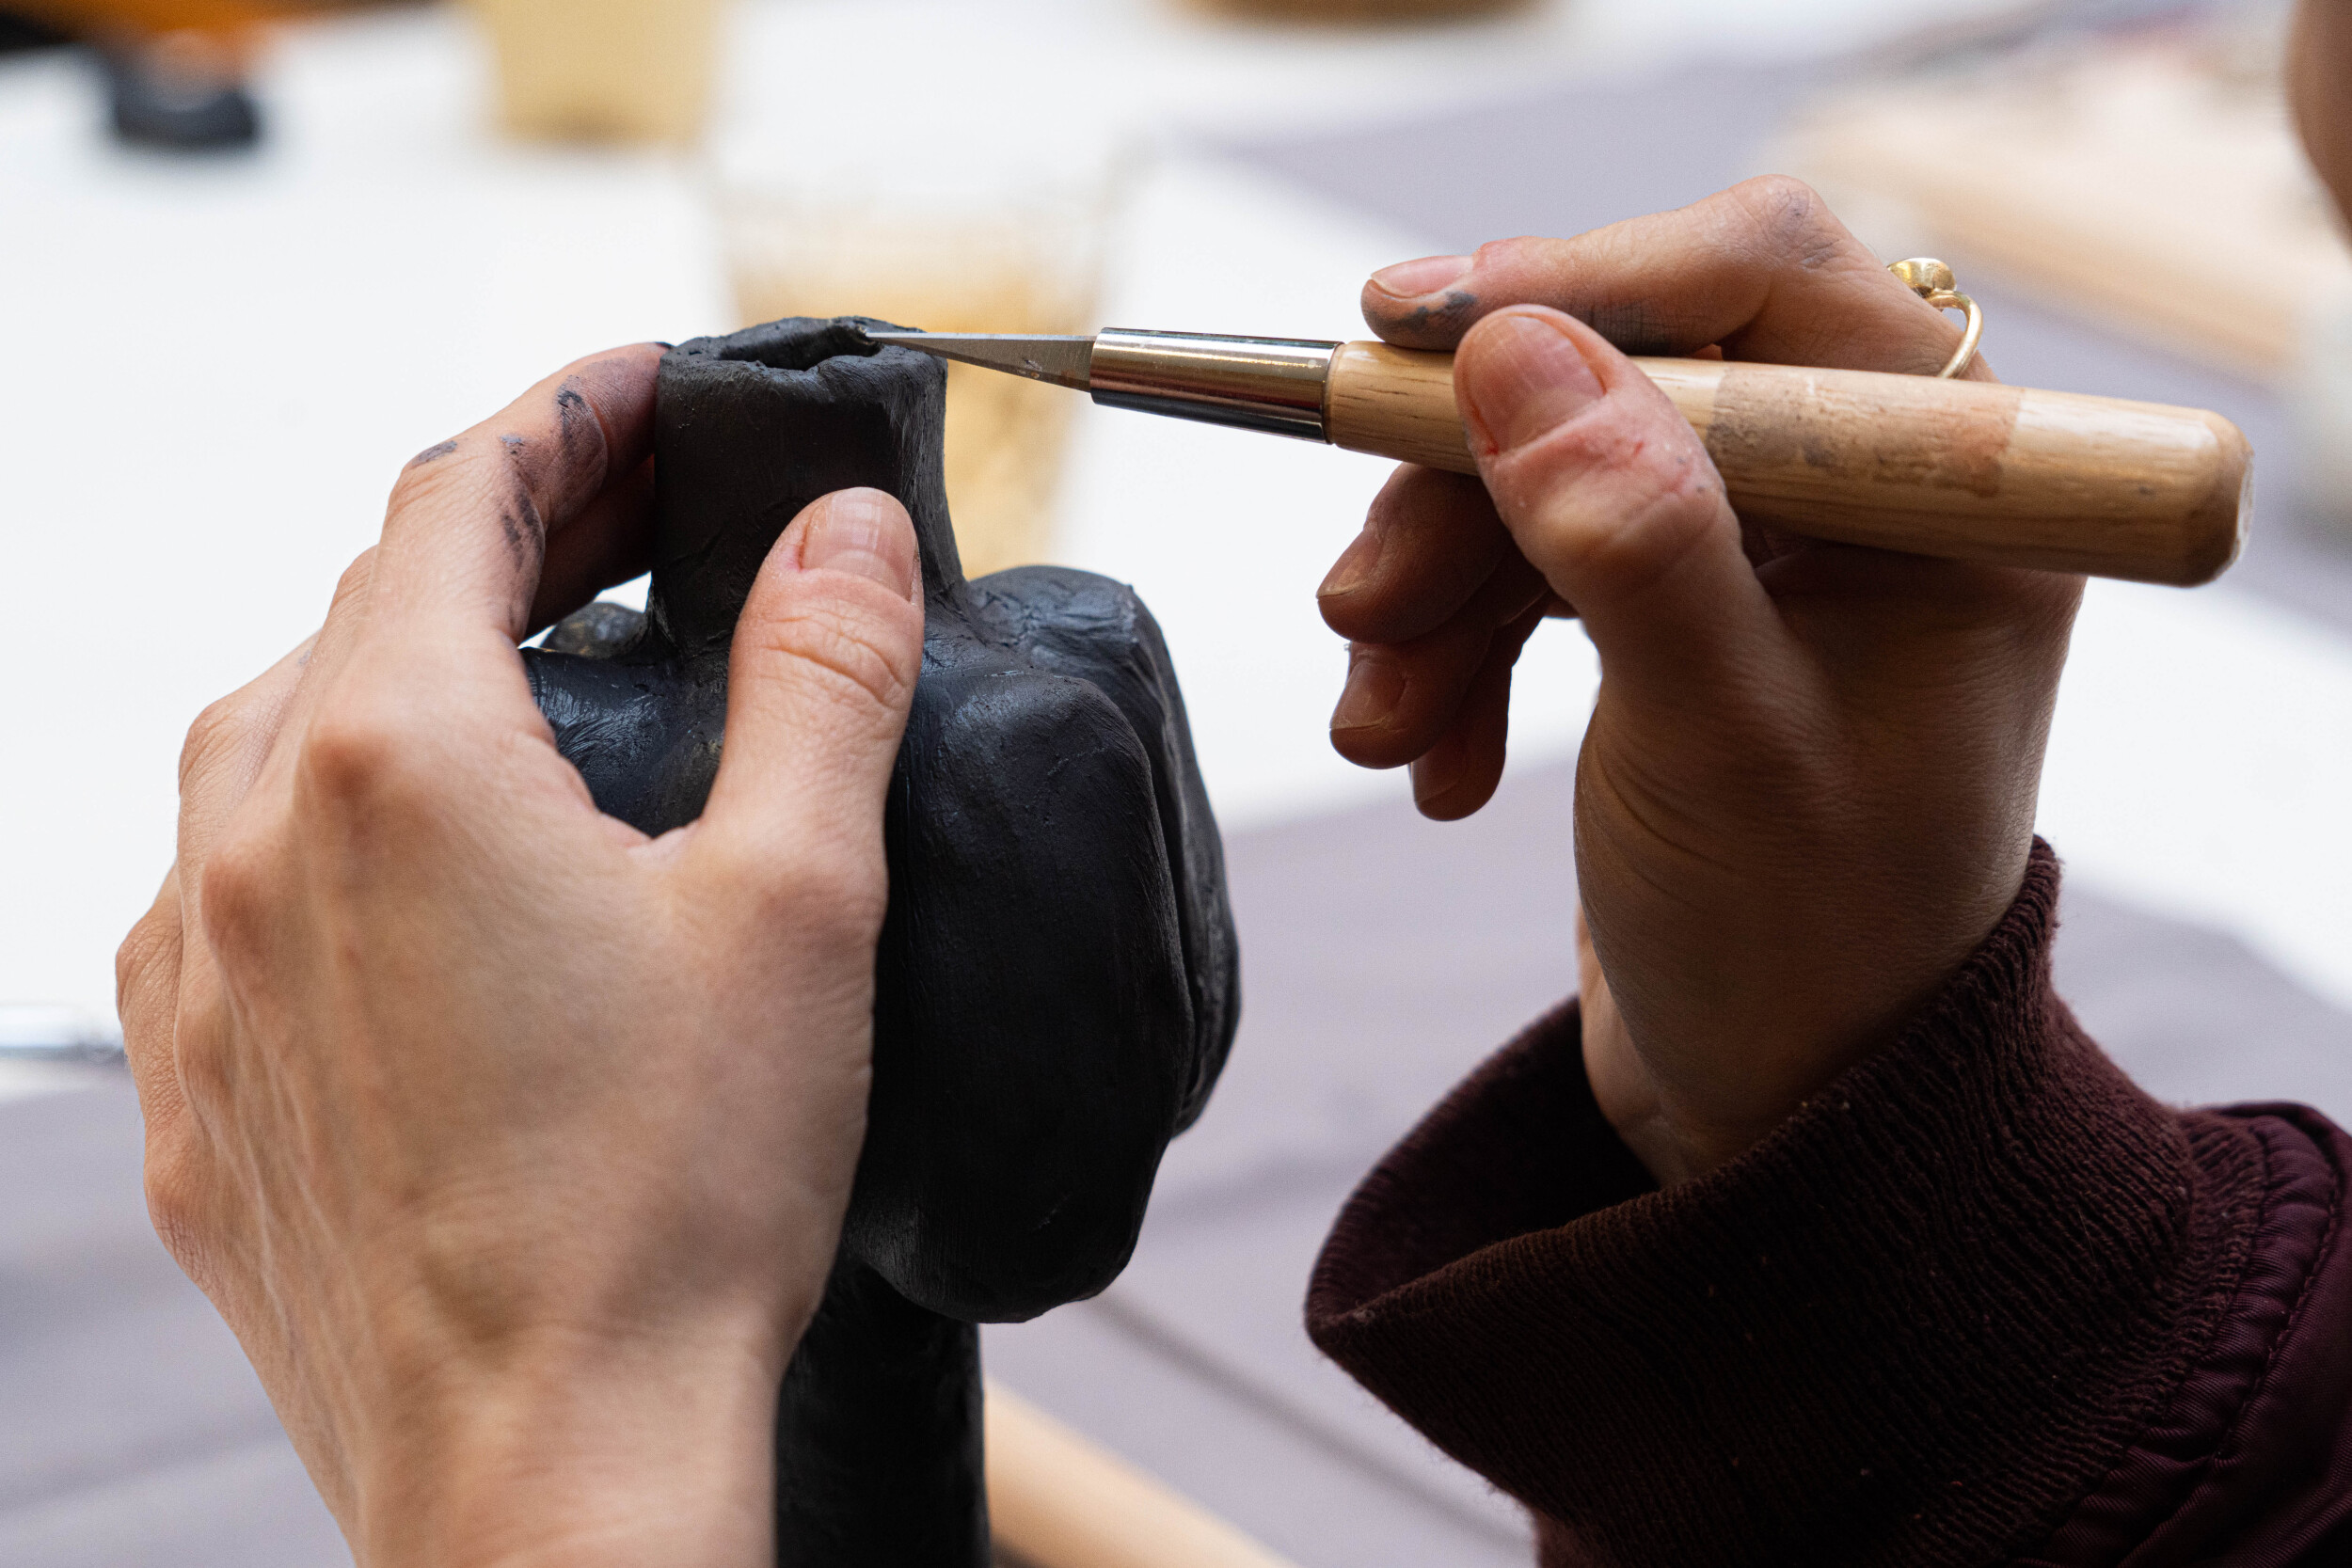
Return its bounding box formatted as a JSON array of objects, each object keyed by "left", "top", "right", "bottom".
[
  {"left": 115, "top": 346, "right": 923, "bottom": 1568},
  {"left": 1323, "top": 177, "right": 2082, "bottom": 1184}
]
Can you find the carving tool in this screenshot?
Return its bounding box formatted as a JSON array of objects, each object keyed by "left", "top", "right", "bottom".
[{"left": 863, "top": 321, "right": 2251, "bottom": 588}]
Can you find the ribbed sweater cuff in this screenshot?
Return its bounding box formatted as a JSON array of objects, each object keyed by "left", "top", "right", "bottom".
[{"left": 1306, "top": 844, "right": 2275, "bottom": 1567}]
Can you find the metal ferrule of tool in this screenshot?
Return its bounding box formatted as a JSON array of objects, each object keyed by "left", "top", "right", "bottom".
[
  {"left": 862, "top": 327, "right": 1342, "bottom": 440},
  {"left": 1085, "top": 330, "right": 1338, "bottom": 439}
]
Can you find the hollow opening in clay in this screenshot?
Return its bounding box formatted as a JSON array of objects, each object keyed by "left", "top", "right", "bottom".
[{"left": 711, "top": 317, "right": 882, "bottom": 370}]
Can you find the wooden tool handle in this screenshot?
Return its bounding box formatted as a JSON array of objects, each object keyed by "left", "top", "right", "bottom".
[
  {"left": 986, "top": 1382, "right": 1303, "bottom": 1568},
  {"left": 1321, "top": 341, "right": 2250, "bottom": 587}
]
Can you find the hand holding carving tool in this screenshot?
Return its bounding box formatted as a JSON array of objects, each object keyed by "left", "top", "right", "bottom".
[{"left": 865, "top": 307, "right": 2249, "bottom": 588}]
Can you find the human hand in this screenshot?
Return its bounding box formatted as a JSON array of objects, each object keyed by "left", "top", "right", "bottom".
[
  {"left": 114, "top": 347, "right": 927, "bottom": 1568},
  {"left": 1320, "top": 178, "right": 2080, "bottom": 1184},
  {"left": 2291, "top": 0, "right": 2352, "bottom": 226}
]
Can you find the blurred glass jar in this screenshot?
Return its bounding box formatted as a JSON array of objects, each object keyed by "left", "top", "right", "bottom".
[
  {"left": 712, "top": 125, "right": 1119, "bottom": 578},
  {"left": 470, "top": 0, "right": 722, "bottom": 146}
]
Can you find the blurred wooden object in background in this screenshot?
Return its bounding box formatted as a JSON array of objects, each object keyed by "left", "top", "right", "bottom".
[
  {"left": 467, "top": 0, "right": 719, "bottom": 145},
  {"left": 986, "top": 1382, "right": 1305, "bottom": 1568},
  {"left": 1783, "top": 9, "right": 2352, "bottom": 379},
  {"left": 1182, "top": 0, "right": 1531, "bottom": 23}
]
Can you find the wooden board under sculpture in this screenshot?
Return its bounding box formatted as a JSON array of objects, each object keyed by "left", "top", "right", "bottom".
[{"left": 522, "top": 317, "right": 1243, "bottom": 1565}]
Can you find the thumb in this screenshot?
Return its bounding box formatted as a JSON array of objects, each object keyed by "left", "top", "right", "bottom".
[
  {"left": 1455, "top": 307, "right": 1778, "bottom": 694},
  {"left": 692, "top": 487, "right": 925, "bottom": 894}
]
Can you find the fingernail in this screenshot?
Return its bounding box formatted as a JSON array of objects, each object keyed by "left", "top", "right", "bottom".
[
  {"left": 1368, "top": 254, "right": 1472, "bottom": 301},
  {"left": 1457, "top": 312, "right": 1604, "bottom": 453},
  {"left": 1410, "top": 748, "right": 1459, "bottom": 810},
  {"left": 1318, "top": 528, "right": 1382, "bottom": 600},
  {"left": 1331, "top": 648, "right": 1405, "bottom": 732},
  {"left": 801, "top": 490, "right": 916, "bottom": 597}
]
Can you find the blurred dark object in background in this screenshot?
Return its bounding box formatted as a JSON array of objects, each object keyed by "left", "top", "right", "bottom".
[
  {"left": 0, "top": 1, "right": 376, "bottom": 150},
  {"left": 0, "top": 9, "right": 71, "bottom": 50},
  {"left": 103, "top": 29, "right": 257, "bottom": 149}
]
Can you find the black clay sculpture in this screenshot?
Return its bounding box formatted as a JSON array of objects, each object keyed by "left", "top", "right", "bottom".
[{"left": 523, "top": 318, "right": 1240, "bottom": 1565}]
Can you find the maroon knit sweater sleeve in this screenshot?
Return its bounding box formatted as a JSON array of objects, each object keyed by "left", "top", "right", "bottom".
[{"left": 1306, "top": 845, "right": 2352, "bottom": 1567}]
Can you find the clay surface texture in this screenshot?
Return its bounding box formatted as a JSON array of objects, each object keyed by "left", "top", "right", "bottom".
[{"left": 523, "top": 317, "right": 1239, "bottom": 1565}]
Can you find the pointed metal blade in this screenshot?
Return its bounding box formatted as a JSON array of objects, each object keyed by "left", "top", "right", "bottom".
[{"left": 861, "top": 331, "right": 1095, "bottom": 392}]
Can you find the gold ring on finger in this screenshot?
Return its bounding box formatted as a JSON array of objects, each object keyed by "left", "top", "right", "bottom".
[{"left": 1888, "top": 257, "right": 1983, "bottom": 378}]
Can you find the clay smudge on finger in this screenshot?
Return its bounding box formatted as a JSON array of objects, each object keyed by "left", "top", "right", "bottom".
[
  {"left": 1390, "top": 288, "right": 1479, "bottom": 338},
  {"left": 552, "top": 377, "right": 605, "bottom": 472},
  {"left": 405, "top": 438, "right": 458, "bottom": 468},
  {"left": 489, "top": 378, "right": 613, "bottom": 545},
  {"left": 493, "top": 435, "right": 549, "bottom": 573}
]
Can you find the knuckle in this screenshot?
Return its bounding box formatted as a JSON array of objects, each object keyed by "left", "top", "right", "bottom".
[
  {"left": 1527, "top": 392, "right": 1706, "bottom": 493},
  {"left": 715, "top": 847, "right": 888, "bottom": 950},
  {"left": 388, "top": 441, "right": 468, "bottom": 511},
  {"left": 1587, "top": 488, "right": 1725, "bottom": 601},
  {"left": 1506, "top": 406, "right": 1727, "bottom": 593},
  {"left": 388, "top": 443, "right": 545, "bottom": 562},
  {"left": 1734, "top": 171, "right": 1822, "bottom": 213},
  {"left": 1469, "top": 235, "right": 1540, "bottom": 273},
  {"left": 1375, "top": 462, "right": 1488, "bottom": 528},
  {"left": 115, "top": 905, "right": 178, "bottom": 1017},
  {"left": 326, "top": 548, "right": 377, "bottom": 621},
  {"left": 1630, "top": 421, "right": 1724, "bottom": 509},
  {"left": 296, "top": 698, "right": 420, "bottom": 817},
  {"left": 142, "top": 1170, "right": 196, "bottom": 1260},
  {"left": 1601, "top": 420, "right": 1722, "bottom": 519},
  {"left": 177, "top": 696, "right": 249, "bottom": 795},
  {"left": 1461, "top": 237, "right": 1571, "bottom": 313},
  {"left": 1721, "top": 174, "right": 1851, "bottom": 268},
  {"left": 170, "top": 1000, "right": 237, "bottom": 1116},
  {"left": 141, "top": 1139, "right": 215, "bottom": 1280},
  {"left": 779, "top": 851, "right": 886, "bottom": 927},
  {"left": 197, "top": 829, "right": 278, "bottom": 969},
  {"left": 141, "top": 1142, "right": 194, "bottom": 1236},
  {"left": 750, "top": 602, "right": 917, "bottom": 717}
]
